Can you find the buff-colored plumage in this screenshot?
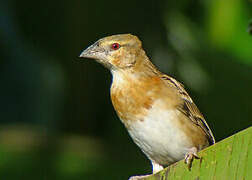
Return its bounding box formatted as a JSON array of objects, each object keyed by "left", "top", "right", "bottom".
[{"left": 79, "top": 34, "right": 215, "bottom": 179}]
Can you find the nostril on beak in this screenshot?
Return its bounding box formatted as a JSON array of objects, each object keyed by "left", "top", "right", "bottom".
[{"left": 79, "top": 41, "right": 100, "bottom": 58}]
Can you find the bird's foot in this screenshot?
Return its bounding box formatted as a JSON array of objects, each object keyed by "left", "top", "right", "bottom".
[
  {"left": 184, "top": 147, "right": 199, "bottom": 170},
  {"left": 128, "top": 174, "right": 151, "bottom": 180}
]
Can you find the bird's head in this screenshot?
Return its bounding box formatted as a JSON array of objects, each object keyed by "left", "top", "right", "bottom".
[{"left": 79, "top": 34, "right": 144, "bottom": 71}]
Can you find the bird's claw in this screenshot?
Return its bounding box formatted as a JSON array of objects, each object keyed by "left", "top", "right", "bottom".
[{"left": 184, "top": 147, "right": 199, "bottom": 170}]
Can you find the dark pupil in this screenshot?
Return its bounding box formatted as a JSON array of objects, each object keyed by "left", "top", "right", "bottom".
[{"left": 112, "top": 43, "right": 119, "bottom": 50}]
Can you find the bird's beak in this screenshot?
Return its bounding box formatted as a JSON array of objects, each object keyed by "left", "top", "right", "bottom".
[
  {"left": 79, "top": 41, "right": 102, "bottom": 59},
  {"left": 79, "top": 40, "right": 111, "bottom": 68}
]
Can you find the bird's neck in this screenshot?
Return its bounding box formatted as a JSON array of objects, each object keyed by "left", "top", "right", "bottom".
[{"left": 111, "top": 51, "right": 160, "bottom": 81}]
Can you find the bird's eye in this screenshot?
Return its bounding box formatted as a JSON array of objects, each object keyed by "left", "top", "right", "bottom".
[{"left": 111, "top": 43, "right": 120, "bottom": 50}]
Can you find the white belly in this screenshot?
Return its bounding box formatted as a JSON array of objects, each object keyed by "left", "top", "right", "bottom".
[{"left": 126, "top": 101, "right": 193, "bottom": 166}]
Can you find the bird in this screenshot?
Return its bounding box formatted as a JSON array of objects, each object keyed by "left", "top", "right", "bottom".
[{"left": 79, "top": 34, "right": 215, "bottom": 179}]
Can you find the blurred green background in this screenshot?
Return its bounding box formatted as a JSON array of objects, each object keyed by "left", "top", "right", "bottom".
[{"left": 0, "top": 0, "right": 252, "bottom": 179}]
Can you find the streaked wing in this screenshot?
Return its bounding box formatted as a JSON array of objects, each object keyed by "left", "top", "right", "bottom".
[{"left": 160, "top": 74, "right": 215, "bottom": 145}]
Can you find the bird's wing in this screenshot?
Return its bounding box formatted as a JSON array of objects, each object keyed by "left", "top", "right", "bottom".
[{"left": 160, "top": 74, "right": 215, "bottom": 145}]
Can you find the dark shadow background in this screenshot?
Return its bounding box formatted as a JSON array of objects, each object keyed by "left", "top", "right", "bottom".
[{"left": 0, "top": 0, "right": 251, "bottom": 179}]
